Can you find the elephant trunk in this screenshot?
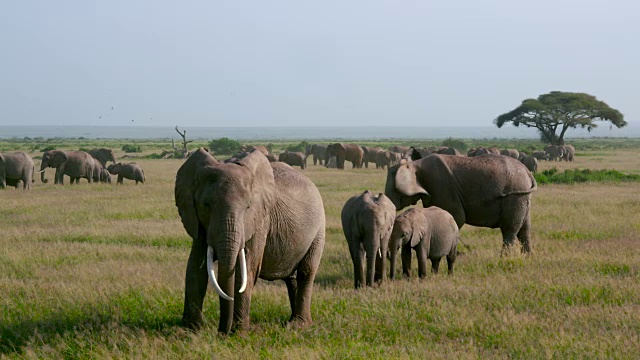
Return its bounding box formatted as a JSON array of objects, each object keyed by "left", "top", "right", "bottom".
[{"left": 40, "top": 160, "right": 48, "bottom": 183}]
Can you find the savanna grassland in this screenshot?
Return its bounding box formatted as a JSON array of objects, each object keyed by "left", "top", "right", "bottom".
[{"left": 1, "top": 139, "right": 640, "bottom": 359}]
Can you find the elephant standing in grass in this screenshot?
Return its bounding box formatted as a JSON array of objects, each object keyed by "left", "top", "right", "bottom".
[
  {"left": 389, "top": 145, "right": 410, "bottom": 157},
  {"left": 375, "top": 151, "right": 401, "bottom": 169},
  {"left": 278, "top": 151, "right": 306, "bottom": 169},
  {"left": 0, "top": 152, "right": 36, "bottom": 189},
  {"left": 341, "top": 190, "right": 396, "bottom": 288},
  {"left": 532, "top": 151, "right": 548, "bottom": 161},
  {"left": 545, "top": 145, "right": 564, "bottom": 161},
  {"left": 385, "top": 155, "right": 537, "bottom": 254},
  {"left": 40, "top": 150, "right": 94, "bottom": 184},
  {"left": 520, "top": 155, "right": 538, "bottom": 173},
  {"left": 561, "top": 144, "right": 575, "bottom": 162},
  {"left": 88, "top": 148, "right": 116, "bottom": 167},
  {"left": 326, "top": 143, "right": 364, "bottom": 169},
  {"left": 92, "top": 161, "right": 111, "bottom": 183},
  {"left": 305, "top": 144, "right": 327, "bottom": 166},
  {"left": 175, "top": 149, "right": 325, "bottom": 333},
  {"left": 389, "top": 207, "right": 459, "bottom": 279},
  {"left": 361, "top": 146, "right": 383, "bottom": 169},
  {"left": 107, "top": 163, "right": 145, "bottom": 184}
]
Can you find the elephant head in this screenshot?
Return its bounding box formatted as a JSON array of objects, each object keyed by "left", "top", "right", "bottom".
[
  {"left": 106, "top": 163, "right": 122, "bottom": 174},
  {"left": 388, "top": 209, "right": 422, "bottom": 279},
  {"left": 176, "top": 149, "right": 276, "bottom": 332},
  {"left": 40, "top": 150, "right": 67, "bottom": 183},
  {"left": 89, "top": 148, "right": 117, "bottom": 166},
  {"left": 326, "top": 143, "right": 346, "bottom": 169},
  {"left": 384, "top": 159, "right": 429, "bottom": 210}
]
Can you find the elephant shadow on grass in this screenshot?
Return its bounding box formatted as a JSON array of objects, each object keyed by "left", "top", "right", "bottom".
[{"left": 1, "top": 291, "right": 184, "bottom": 355}]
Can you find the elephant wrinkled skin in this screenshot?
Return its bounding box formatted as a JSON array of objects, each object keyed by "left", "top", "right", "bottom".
[
  {"left": 385, "top": 155, "right": 536, "bottom": 253},
  {"left": 175, "top": 148, "right": 325, "bottom": 334},
  {"left": 341, "top": 190, "right": 396, "bottom": 288}
]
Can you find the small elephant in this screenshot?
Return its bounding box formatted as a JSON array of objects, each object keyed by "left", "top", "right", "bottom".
[
  {"left": 305, "top": 144, "right": 327, "bottom": 166},
  {"left": 176, "top": 149, "right": 325, "bottom": 333},
  {"left": 520, "top": 155, "right": 538, "bottom": 173},
  {"left": 0, "top": 152, "right": 36, "bottom": 190},
  {"left": 361, "top": 146, "right": 384, "bottom": 169},
  {"left": 278, "top": 151, "right": 306, "bottom": 169},
  {"left": 532, "top": 151, "right": 548, "bottom": 161},
  {"left": 341, "top": 190, "right": 396, "bottom": 288},
  {"left": 389, "top": 207, "right": 459, "bottom": 279},
  {"left": 325, "top": 143, "right": 364, "bottom": 169},
  {"left": 40, "top": 150, "right": 94, "bottom": 184},
  {"left": 107, "top": 162, "right": 145, "bottom": 184},
  {"left": 385, "top": 155, "right": 536, "bottom": 254},
  {"left": 500, "top": 149, "right": 520, "bottom": 159}
]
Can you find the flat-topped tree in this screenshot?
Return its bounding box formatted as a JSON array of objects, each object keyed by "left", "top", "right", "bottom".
[{"left": 495, "top": 91, "right": 626, "bottom": 145}]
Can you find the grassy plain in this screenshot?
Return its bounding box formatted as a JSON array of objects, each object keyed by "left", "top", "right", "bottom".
[{"left": 1, "top": 140, "right": 639, "bottom": 358}]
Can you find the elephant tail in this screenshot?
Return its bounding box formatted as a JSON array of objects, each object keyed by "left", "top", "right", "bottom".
[{"left": 501, "top": 172, "right": 537, "bottom": 196}]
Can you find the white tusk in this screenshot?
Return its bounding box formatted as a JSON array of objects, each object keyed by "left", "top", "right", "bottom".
[
  {"left": 207, "top": 246, "right": 233, "bottom": 301},
  {"left": 378, "top": 248, "right": 382, "bottom": 258},
  {"left": 238, "top": 248, "right": 248, "bottom": 293}
]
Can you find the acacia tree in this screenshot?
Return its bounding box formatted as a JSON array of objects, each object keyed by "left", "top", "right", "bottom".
[{"left": 495, "top": 91, "right": 626, "bottom": 145}]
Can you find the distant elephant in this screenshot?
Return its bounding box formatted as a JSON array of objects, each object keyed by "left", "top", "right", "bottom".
[
  {"left": 341, "top": 190, "right": 396, "bottom": 288},
  {"left": 107, "top": 162, "right": 145, "bottom": 184},
  {"left": 278, "top": 151, "right": 306, "bottom": 169},
  {"left": 325, "top": 156, "right": 338, "bottom": 168},
  {"left": 385, "top": 155, "right": 537, "bottom": 253},
  {"left": 520, "top": 155, "right": 538, "bottom": 173},
  {"left": 175, "top": 149, "right": 325, "bottom": 333},
  {"left": 389, "top": 145, "right": 410, "bottom": 157},
  {"left": 326, "top": 143, "right": 364, "bottom": 169},
  {"left": 467, "top": 147, "right": 489, "bottom": 157},
  {"left": 408, "top": 147, "right": 430, "bottom": 161},
  {"left": 88, "top": 148, "right": 117, "bottom": 167},
  {"left": 518, "top": 151, "right": 528, "bottom": 161},
  {"left": 544, "top": 145, "right": 564, "bottom": 161},
  {"left": 91, "top": 161, "right": 112, "bottom": 183},
  {"left": 500, "top": 149, "right": 520, "bottom": 159},
  {"left": 40, "top": 150, "right": 94, "bottom": 184},
  {"left": 436, "top": 147, "right": 462, "bottom": 156},
  {"left": 305, "top": 144, "right": 327, "bottom": 166},
  {"left": 532, "top": 151, "right": 548, "bottom": 161},
  {"left": 560, "top": 144, "right": 575, "bottom": 162},
  {"left": 487, "top": 147, "right": 500, "bottom": 155},
  {"left": 389, "top": 207, "right": 459, "bottom": 279},
  {"left": 0, "top": 152, "right": 36, "bottom": 190},
  {"left": 375, "top": 151, "right": 402, "bottom": 169},
  {"left": 361, "top": 146, "right": 384, "bottom": 169},
  {"left": 246, "top": 145, "right": 269, "bottom": 156}
]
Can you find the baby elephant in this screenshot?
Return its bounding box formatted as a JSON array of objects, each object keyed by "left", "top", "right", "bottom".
[
  {"left": 389, "top": 207, "right": 459, "bottom": 279},
  {"left": 107, "top": 162, "right": 145, "bottom": 184},
  {"left": 341, "top": 190, "right": 396, "bottom": 288}
]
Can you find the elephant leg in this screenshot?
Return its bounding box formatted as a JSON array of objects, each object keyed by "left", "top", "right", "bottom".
[
  {"left": 284, "top": 276, "right": 298, "bottom": 320},
  {"left": 290, "top": 229, "right": 324, "bottom": 327},
  {"left": 182, "top": 234, "right": 209, "bottom": 330},
  {"left": 416, "top": 247, "right": 429, "bottom": 278},
  {"left": 348, "top": 239, "right": 365, "bottom": 289},
  {"left": 117, "top": 175, "right": 123, "bottom": 184},
  {"left": 446, "top": 249, "right": 457, "bottom": 275},
  {"left": 517, "top": 205, "right": 532, "bottom": 254},
  {"left": 401, "top": 244, "right": 412, "bottom": 278},
  {"left": 430, "top": 257, "right": 441, "bottom": 275},
  {"left": 501, "top": 196, "right": 529, "bottom": 256}
]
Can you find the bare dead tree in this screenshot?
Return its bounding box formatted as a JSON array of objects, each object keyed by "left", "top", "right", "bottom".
[{"left": 175, "top": 126, "right": 193, "bottom": 158}]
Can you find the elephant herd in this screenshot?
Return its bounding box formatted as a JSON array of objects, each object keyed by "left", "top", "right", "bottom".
[
  {"left": 176, "top": 148, "right": 537, "bottom": 334},
  {"left": 0, "top": 148, "right": 145, "bottom": 189}
]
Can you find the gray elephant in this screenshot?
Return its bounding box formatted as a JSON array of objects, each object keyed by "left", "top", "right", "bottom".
[
  {"left": 385, "top": 155, "right": 537, "bottom": 253},
  {"left": 520, "top": 155, "right": 538, "bottom": 173},
  {"left": 107, "top": 163, "right": 145, "bottom": 184},
  {"left": 532, "top": 151, "right": 548, "bottom": 161},
  {"left": 500, "top": 149, "right": 520, "bottom": 159},
  {"left": 375, "top": 151, "right": 402, "bottom": 169},
  {"left": 389, "top": 145, "right": 410, "bottom": 157},
  {"left": 0, "top": 152, "right": 36, "bottom": 190},
  {"left": 341, "top": 190, "right": 396, "bottom": 288},
  {"left": 361, "top": 146, "right": 384, "bottom": 169},
  {"left": 436, "top": 147, "right": 462, "bottom": 156},
  {"left": 389, "top": 207, "right": 459, "bottom": 279},
  {"left": 305, "top": 144, "right": 327, "bottom": 166},
  {"left": 278, "top": 151, "right": 306, "bottom": 169},
  {"left": 40, "top": 150, "right": 94, "bottom": 184},
  {"left": 326, "top": 143, "right": 364, "bottom": 169},
  {"left": 175, "top": 148, "right": 325, "bottom": 333},
  {"left": 560, "top": 144, "right": 575, "bottom": 162},
  {"left": 88, "top": 148, "right": 117, "bottom": 167},
  {"left": 544, "top": 145, "right": 564, "bottom": 161},
  {"left": 467, "top": 147, "right": 489, "bottom": 157},
  {"left": 91, "top": 161, "right": 112, "bottom": 183},
  {"left": 408, "top": 147, "right": 431, "bottom": 161}
]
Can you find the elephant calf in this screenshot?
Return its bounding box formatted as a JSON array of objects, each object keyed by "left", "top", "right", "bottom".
[
  {"left": 389, "top": 207, "right": 459, "bottom": 279},
  {"left": 107, "top": 162, "right": 145, "bottom": 184},
  {"left": 341, "top": 190, "right": 396, "bottom": 288}
]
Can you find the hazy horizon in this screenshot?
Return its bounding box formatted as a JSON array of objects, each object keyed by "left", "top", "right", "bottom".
[{"left": 1, "top": 1, "right": 638, "bottom": 128}]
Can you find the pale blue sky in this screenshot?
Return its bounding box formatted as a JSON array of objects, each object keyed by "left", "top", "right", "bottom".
[{"left": 1, "top": 1, "right": 638, "bottom": 128}]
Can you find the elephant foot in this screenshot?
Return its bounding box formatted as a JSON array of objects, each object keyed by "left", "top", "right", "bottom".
[
  {"left": 286, "top": 316, "right": 312, "bottom": 331},
  {"left": 182, "top": 316, "right": 204, "bottom": 331}
]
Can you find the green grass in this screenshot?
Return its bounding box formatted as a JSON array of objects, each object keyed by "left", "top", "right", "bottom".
[
  {"left": 535, "top": 167, "right": 640, "bottom": 184},
  {"left": 1, "top": 139, "right": 640, "bottom": 358}
]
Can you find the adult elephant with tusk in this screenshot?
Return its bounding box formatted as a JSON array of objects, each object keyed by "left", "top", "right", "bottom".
[
  {"left": 175, "top": 148, "right": 325, "bottom": 334},
  {"left": 40, "top": 150, "right": 95, "bottom": 184}
]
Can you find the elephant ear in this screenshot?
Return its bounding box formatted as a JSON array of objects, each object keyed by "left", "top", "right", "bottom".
[
  {"left": 175, "top": 148, "right": 219, "bottom": 239},
  {"left": 53, "top": 151, "right": 67, "bottom": 164},
  {"left": 238, "top": 150, "right": 275, "bottom": 204},
  {"left": 395, "top": 160, "right": 429, "bottom": 197}
]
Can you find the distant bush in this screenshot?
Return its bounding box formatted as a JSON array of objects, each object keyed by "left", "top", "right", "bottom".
[
  {"left": 122, "top": 144, "right": 142, "bottom": 153},
  {"left": 534, "top": 167, "right": 640, "bottom": 185},
  {"left": 208, "top": 137, "right": 241, "bottom": 155},
  {"left": 287, "top": 141, "right": 309, "bottom": 153},
  {"left": 441, "top": 138, "right": 468, "bottom": 152},
  {"left": 41, "top": 145, "right": 57, "bottom": 152}
]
